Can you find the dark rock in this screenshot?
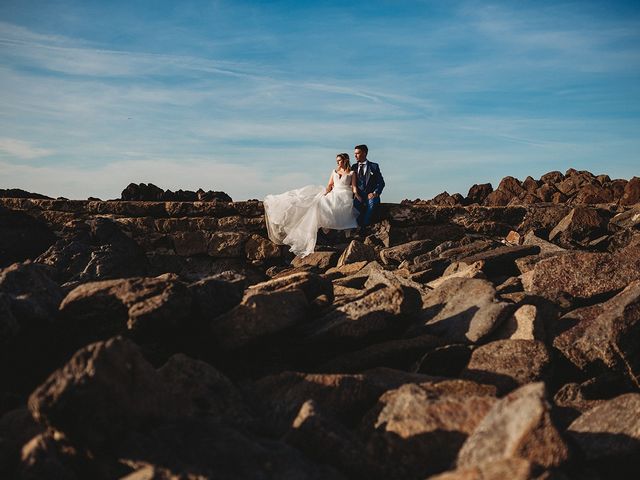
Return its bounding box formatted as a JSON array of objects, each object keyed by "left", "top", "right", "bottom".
[
  {"left": 157, "top": 353, "right": 253, "bottom": 424},
  {"left": 59, "top": 275, "right": 193, "bottom": 343},
  {"left": 548, "top": 207, "right": 609, "bottom": 246},
  {"left": 456, "top": 382, "right": 569, "bottom": 469},
  {"left": 0, "top": 407, "right": 43, "bottom": 477},
  {"left": 609, "top": 204, "right": 640, "bottom": 231},
  {"left": 363, "top": 383, "right": 496, "bottom": 477},
  {"left": 0, "top": 206, "right": 57, "bottom": 268},
  {"left": 0, "top": 261, "right": 63, "bottom": 329},
  {"left": 552, "top": 280, "right": 640, "bottom": 387},
  {"left": 567, "top": 393, "right": 640, "bottom": 462},
  {"left": 188, "top": 272, "right": 245, "bottom": 321},
  {"left": 121, "top": 182, "right": 165, "bottom": 201},
  {"left": 318, "top": 334, "right": 445, "bottom": 373},
  {"left": 37, "top": 217, "right": 149, "bottom": 282},
  {"left": 283, "top": 400, "right": 386, "bottom": 479},
  {"left": 414, "top": 344, "right": 472, "bottom": 377},
  {"left": 19, "top": 431, "right": 89, "bottom": 480},
  {"left": 540, "top": 171, "right": 564, "bottom": 185},
  {"left": 118, "top": 417, "right": 344, "bottom": 480},
  {"left": 466, "top": 183, "right": 493, "bottom": 205},
  {"left": 484, "top": 177, "right": 525, "bottom": 206},
  {"left": 460, "top": 340, "right": 552, "bottom": 394},
  {"left": 28, "top": 337, "right": 182, "bottom": 450},
  {"left": 0, "top": 188, "right": 51, "bottom": 199},
  {"left": 620, "top": 177, "right": 640, "bottom": 205},
  {"left": 244, "top": 234, "right": 281, "bottom": 262}
]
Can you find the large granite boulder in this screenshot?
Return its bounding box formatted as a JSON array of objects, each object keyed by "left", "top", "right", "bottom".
[
  {"left": 363, "top": 383, "right": 496, "bottom": 477},
  {"left": 460, "top": 340, "right": 552, "bottom": 394},
  {"left": 28, "top": 337, "right": 182, "bottom": 450},
  {"left": 419, "top": 278, "right": 514, "bottom": 344},
  {"left": 525, "top": 245, "right": 640, "bottom": 302},
  {"left": 59, "top": 275, "right": 193, "bottom": 342},
  {"left": 456, "top": 383, "right": 569, "bottom": 469},
  {"left": 552, "top": 280, "right": 640, "bottom": 387},
  {"left": 0, "top": 206, "right": 56, "bottom": 268},
  {"left": 567, "top": 393, "right": 640, "bottom": 464}
]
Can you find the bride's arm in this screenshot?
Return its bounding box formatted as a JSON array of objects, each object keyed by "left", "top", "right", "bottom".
[
  {"left": 325, "top": 174, "right": 334, "bottom": 195},
  {"left": 351, "top": 172, "right": 362, "bottom": 202}
]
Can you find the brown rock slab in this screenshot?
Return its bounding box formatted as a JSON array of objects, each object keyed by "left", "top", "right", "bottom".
[
  {"left": 0, "top": 261, "right": 63, "bottom": 328},
  {"left": 157, "top": 353, "right": 253, "bottom": 424},
  {"left": 211, "top": 288, "right": 308, "bottom": 350},
  {"left": 246, "top": 270, "right": 334, "bottom": 305},
  {"left": 318, "top": 334, "right": 445, "bottom": 373},
  {"left": 552, "top": 280, "right": 640, "bottom": 386},
  {"left": 336, "top": 240, "right": 376, "bottom": 267},
  {"left": 620, "top": 176, "right": 640, "bottom": 205},
  {"left": 244, "top": 234, "right": 281, "bottom": 261},
  {"left": 461, "top": 340, "right": 552, "bottom": 394},
  {"left": 118, "top": 417, "right": 346, "bottom": 480},
  {"left": 548, "top": 207, "right": 608, "bottom": 245},
  {"left": 379, "top": 240, "right": 435, "bottom": 266},
  {"left": 364, "top": 383, "right": 496, "bottom": 477},
  {"left": 567, "top": 393, "right": 640, "bottom": 461},
  {"left": 284, "top": 400, "right": 386, "bottom": 480},
  {"left": 28, "top": 337, "right": 181, "bottom": 449},
  {"left": 456, "top": 383, "right": 569, "bottom": 469},
  {"left": 456, "top": 245, "right": 541, "bottom": 278},
  {"left": 305, "top": 285, "right": 421, "bottom": 342},
  {"left": 420, "top": 278, "right": 514, "bottom": 344},
  {"left": 292, "top": 251, "right": 340, "bottom": 270},
  {"left": 59, "top": 275, "right": 192, "bottom": 340},
  {"left": 527, "top": 246, "right": 640, "bottom": 301},
  {"left": 426, "top": 261, "right": 486, "bottom": 289}
]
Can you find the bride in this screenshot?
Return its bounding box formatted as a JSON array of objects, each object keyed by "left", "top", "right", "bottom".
[{"left": 264, "top": 153, "right": 361, "bottom": 257}]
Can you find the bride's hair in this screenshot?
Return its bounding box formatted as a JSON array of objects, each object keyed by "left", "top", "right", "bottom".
[{"left": 337, "top": 153, "right": 351, "bottom": 171}]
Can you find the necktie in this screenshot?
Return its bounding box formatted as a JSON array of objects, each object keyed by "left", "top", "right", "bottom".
[{"left": 358, "top": 163, "right": 364, "bottom": 178}]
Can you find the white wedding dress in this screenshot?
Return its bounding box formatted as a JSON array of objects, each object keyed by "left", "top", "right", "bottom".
[{"left": 264, "top": 170, "right": 359, "bottom": 257}]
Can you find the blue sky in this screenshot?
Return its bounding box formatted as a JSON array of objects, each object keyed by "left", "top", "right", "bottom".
[{"left": 1, "top": 0, "right": 639, "bottom": 201}]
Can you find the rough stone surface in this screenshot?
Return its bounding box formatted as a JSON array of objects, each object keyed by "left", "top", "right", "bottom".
[
  {"left": 456, "top": 383, "right": 569, "bottom": 469},
  {"left": 364, "top": 383, "right": 496, "bottom": 477},
  {"left": 420, "top": 278, "right": 513, "bottom": 344},
  {"left": 553, "top": 281, "right": 640, "bottom": 386},
  {"left": 567, "top": 393, "right": 640, "bottom": 461},
  {"left": 336, "top": 240, "right": 376, "bottom": 267},
  {"left": 527, "top": 246, "right": 640, "bottom": 301},
  {"left": 28, "top": 337, "right": 181, "bottom": 449},
  {"left": 461, "top": 340, "right": 552, "bottom": 394}
]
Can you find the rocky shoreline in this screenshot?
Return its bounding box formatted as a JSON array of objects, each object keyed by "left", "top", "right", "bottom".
[{"left": 1, "top": 169, "right": 639, "bottom": 479}]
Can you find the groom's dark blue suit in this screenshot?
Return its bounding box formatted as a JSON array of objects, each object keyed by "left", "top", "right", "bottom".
[{"left": 354, "top": 160, "right": 385, "bottom": 228}]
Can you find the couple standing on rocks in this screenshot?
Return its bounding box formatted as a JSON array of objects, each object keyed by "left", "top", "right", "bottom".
[{"left": 264, "top": 144, "right": 386, "bottom": 257}]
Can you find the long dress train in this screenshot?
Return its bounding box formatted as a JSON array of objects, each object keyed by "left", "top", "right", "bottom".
[{"left": 264, "top": 170, "right": 359, "bottom": 257}]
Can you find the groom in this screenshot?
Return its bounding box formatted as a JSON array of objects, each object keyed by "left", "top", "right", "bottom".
[{"left": 353, "top": 144, "right": 385, "bottom": 235}]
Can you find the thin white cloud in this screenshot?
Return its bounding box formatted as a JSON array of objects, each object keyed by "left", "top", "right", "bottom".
[{"left": 0, "top": 138, "right": 52, "bottom": 159}]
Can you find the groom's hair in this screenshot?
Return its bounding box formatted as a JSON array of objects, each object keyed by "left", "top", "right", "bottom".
[{"left": 355, "top": 144, "right": 368, "bottom": 155}]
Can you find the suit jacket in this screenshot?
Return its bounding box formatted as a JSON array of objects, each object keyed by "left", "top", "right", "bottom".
[{"left": 354, "top": 160, "right": 385, "bottom": 197}]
